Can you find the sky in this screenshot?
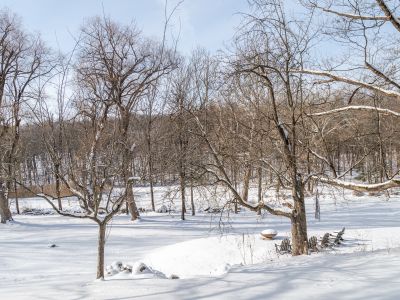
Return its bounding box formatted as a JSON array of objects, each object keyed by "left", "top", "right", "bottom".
[{"left": 0, "top": 0, "right": 250, "bottom": 55}]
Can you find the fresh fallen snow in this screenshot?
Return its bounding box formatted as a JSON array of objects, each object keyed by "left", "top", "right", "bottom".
[
  {"left": 261, "top": 228, "right": 278, "bottom": 235},
  {"left": 140, "top": 234, "right": 269, "bottom": 278},
  {"left": 89, "top": 249, "right": 400, "bottom": 300},
  {"left": 2, "top": 186, "right": 400, "bottom": 299},
  {"left": 132, "top": 226, "right": 400, "bottom": 279}
]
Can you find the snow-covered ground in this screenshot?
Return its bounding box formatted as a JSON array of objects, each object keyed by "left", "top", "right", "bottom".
[{"left": 1, "top": 186, "right": 400, "bottom": 299}]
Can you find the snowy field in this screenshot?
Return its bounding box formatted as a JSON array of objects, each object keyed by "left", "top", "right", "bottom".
[{"left": 1, "top": 186, "right": 400, "bottom": 299}]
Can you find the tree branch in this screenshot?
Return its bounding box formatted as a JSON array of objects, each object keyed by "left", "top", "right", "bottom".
[
  {"left": 293, "top": 69, "right": 400, "bottom": 99},
  {"left": 313, "top": 175, "right": 400, "bottom": 192},
  {"left": 309, "top": 105, "right": 400, "bottom": 117}
]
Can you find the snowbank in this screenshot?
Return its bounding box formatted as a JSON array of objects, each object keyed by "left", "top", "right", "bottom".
[
  {"left": 136, "top": 227, "right": 400, "bottom": 279},
  {"left": 139, "top": 233, "right": 285, "bottom": 278}
]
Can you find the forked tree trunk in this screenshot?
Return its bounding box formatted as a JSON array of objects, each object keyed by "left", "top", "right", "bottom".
[{"left": 96, "top": 223, "right": 106, "bottom": 279}]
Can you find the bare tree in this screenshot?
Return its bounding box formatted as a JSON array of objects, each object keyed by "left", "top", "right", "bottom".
[
  {"left": 76, "top": 17, "right": 175, "bottom": 220},
  {"left": 187, "top": 0, "right": 318, "bottom": 255},
  {"left": 0, "top": 10, "right": 51, "bottom": 223},
  {"left": 27, "top": 67, "right": 132, "bottom": 279}
]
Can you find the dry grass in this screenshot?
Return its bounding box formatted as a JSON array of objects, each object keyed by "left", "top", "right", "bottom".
[{"left": 10, "top": 184, "right": 74, "bottom": 199}]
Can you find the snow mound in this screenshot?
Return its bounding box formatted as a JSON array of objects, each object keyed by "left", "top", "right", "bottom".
[
  {"left": 139, "top": 234, "right": 279, "bottom": 279},
  {"left": 261, "top": 229, "right": 277, "bottom": 235},
  {"left": 136, "top": 227, "right": 400, "bottom": 279}
]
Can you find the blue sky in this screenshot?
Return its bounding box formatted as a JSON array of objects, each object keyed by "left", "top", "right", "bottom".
[{"left": 1, "top": 0, "right": 250, "bottom": 55}]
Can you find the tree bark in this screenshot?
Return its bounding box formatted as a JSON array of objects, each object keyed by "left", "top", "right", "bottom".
[
  {"left": 147, "top": 125, "right": 156, "bottom": 212},
  {"left": 55, "top": 163, "right": 62, "bottom": 211},
  {"left": 149, "top": 162, "right": 155, "bottom": 212},
  {"left": 120, "top": 111, "right": 140, "bottom": 221},
  {"left": 14, "top": 179, "right": 20, "bottom": 215},
  {"left": 257, "top": 166, "right": 262, "bottom": 215},
  {"left": 180, "top": 170, "right": 186, "bottom": 220},
  {"left": 96, "top": 223, "right": 106, "bottom": 279},
  {"left": 290, "top": 188, "right": 308, "bottom": 255},
  {"left": 190, "top": 178, "right": 195, "bottom": 216},
  {"left": 126, "top": 184, "right": 139, "bottom": 221},
  {"left": 0, "top": 183, "right": 12, "bottom": 223},
  {"left": 242, "top": 165, "right": 252, "bottom": 202}
]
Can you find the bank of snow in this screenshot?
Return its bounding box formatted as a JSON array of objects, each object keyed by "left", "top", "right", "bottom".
[
  {"left": 134, "top": 227, "right": 400, "bottom": 279},
  {"left": 139, "top": 234, "right": 276, "bottom": 278}
]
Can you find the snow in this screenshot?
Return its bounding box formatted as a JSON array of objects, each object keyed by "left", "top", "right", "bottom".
[
  {"left": 135, "top": 227, "right": 400, "bottom": 279},
  {"left": 2, "top": 186, "right": 400, "bottom": 299},
  {"left": 141, "top": 234, "right": 266, "bottom": 278},
  {"left": 261, "top": 229, "right": 277, "bottom": 235}
]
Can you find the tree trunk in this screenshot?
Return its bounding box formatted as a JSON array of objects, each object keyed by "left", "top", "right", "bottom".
[
  {"left": 33, "top": 157, "right": 38, "bottom": 185},
  {"left": 96, "top": 223, "right": 106, "bottom": 279},
  {"left": 55, "top": 163, "right": 62, "bottom": 211},
  {"left": 242, "top": 165, "right": 251, "bottom": 202},
  {"left": 149, "top": 171, "right": 155, "bottom": 212},
  {"left": 27, "top": 159, "right": 33, "bottom": 186},
  {"left": 306, "top": 151, "right": 312, "bottom": 192},
  {"left": 233, "top": 166, "right": 238, "bottom": 214},
  {"left": 190, "top": 178, "right": 195, "bottom": 216},
  {"left": 315, "top": 190, "right": 320, "bottom": 220},
  {"left": 0, "top": 183, "right": 12, "bottom": 224},
  {"left": 290, "top": 194, "right": 308, "bottom": 255},
  {"left": 180, "top": 171, "right": 186, "bottom": 220},
  {"left": 126, "top": 185, "right": 139, "bottom": 221},
  {"left": 14, "top": 179, "right": 20, "bottom": 214},
  {"left": 147, "top": 126, "right": 156, "bottom": 212},
  {"left": 257, "top": 166, "right": 262, "bottom": 215},
  {"left": 120, "top": 111, "right": 140, "bottom": 221}
]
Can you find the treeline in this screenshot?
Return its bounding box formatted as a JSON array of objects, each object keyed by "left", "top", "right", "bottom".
[{"left": 12, "top": 89, "right": 400, "bottom": 202}]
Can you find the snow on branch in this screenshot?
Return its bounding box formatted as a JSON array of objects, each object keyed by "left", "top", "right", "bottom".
[
  {"left": 309, "top": 0, "right": 400, "bottom": 31},
  {"left": 309, "top": 105, "right": 400, "bottom": 117},
  {"left": 314, "top": 176, "right": 400, "bottom": 192},
  {"left": 315, "top": 6, "right": 389, "bottom": 21},
  {"left": 292, "top": 69, "right": 400, "bottom": 99}
]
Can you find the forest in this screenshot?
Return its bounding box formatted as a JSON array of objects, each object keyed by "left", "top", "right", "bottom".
[{"left": 1, "top": 1, "right": 400, "bottom": 299}]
